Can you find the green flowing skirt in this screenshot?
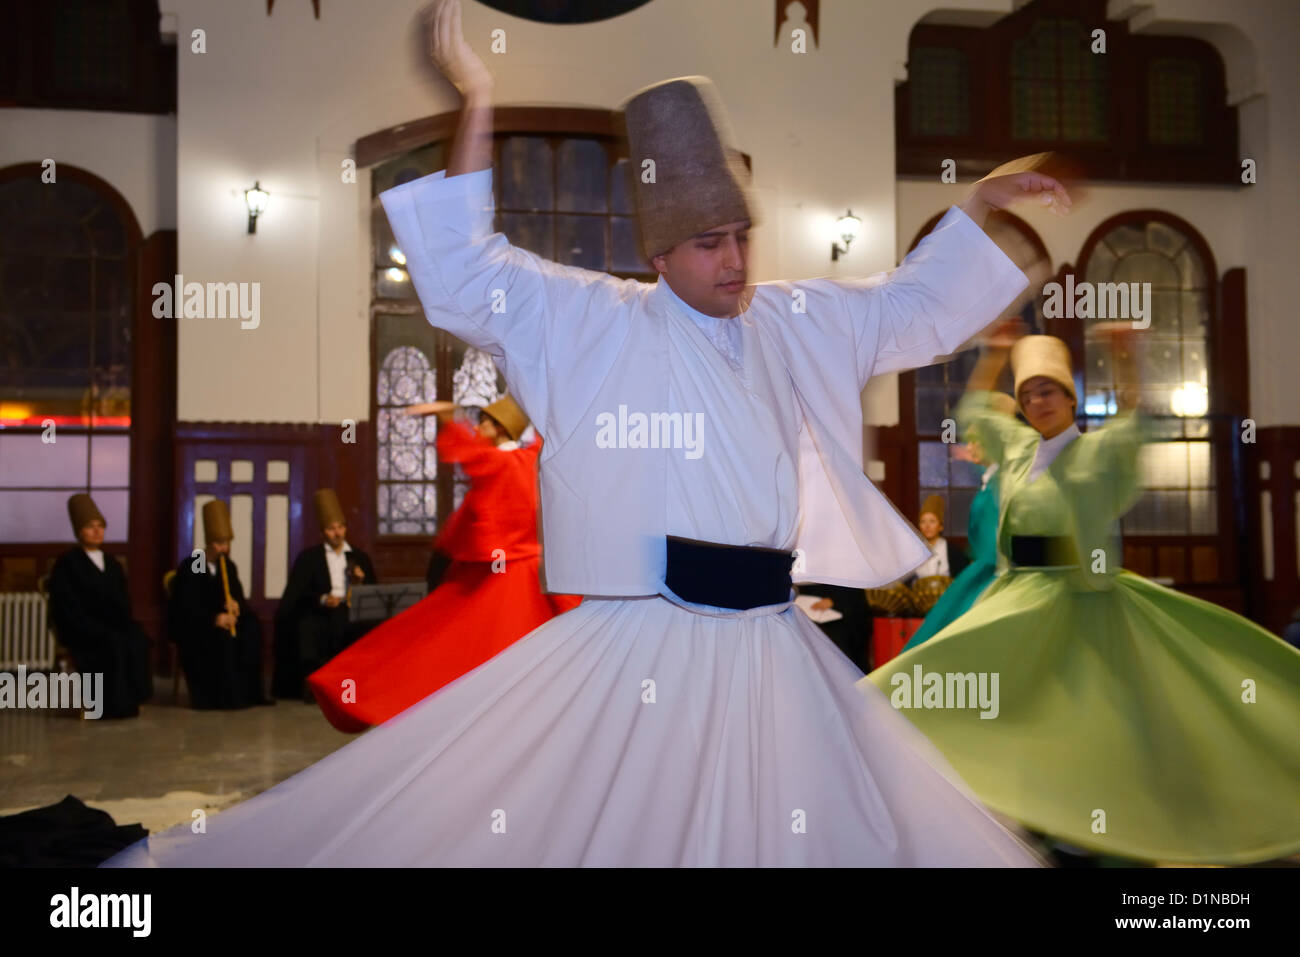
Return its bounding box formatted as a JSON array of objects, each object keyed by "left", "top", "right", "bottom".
[
  {"left": 903, "top": 560, "right": 998, "bottom": 652},
  {"left": 863, "top": 568, "right": 1300, "bottom": 864}
]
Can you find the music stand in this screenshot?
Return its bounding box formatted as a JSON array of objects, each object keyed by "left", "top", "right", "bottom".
[{"left": 348, "top": 582, "right": 426, "bottom": 624}]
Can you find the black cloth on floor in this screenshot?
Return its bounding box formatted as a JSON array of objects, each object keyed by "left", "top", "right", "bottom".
[
  {"left": 0, "top": 795, "right": 147, "bottom": 867},
  {"left": 47, "top": 548, "right": 153, "bottom": 719},
  {"left": 796, "top": 583, "right": 872, "bottom": 672},
  {"left": 273, "top": 544, "right": 378, "bottom": 697},
  {"left": 168, "top": 555, "right": 264, "bottom": 709}
]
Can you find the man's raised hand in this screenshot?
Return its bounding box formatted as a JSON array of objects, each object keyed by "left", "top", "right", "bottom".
[
  {"left": 960, "top": 153, "right": 1073, "bottom": 226},
  {"left": 425, "top": 0, "right": 493, "bottom": 101}
]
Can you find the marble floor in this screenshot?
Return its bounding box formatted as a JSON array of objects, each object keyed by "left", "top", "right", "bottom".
[{"left": 0, "top": 698, "right": 352, "bottom": 834}]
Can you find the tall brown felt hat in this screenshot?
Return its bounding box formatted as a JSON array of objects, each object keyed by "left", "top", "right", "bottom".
[
  {"left": 67, "top": 493, "right": 105, "bottom": 535},
  {"left": 483, "top": 395, "right": 529, "bottom": 441},
  {"left": 622, "top": 76, "right": 756, "bottom": 259},
  {"left": 920, "top": 494, "right": 945, "bottom": 523},
  {"left": 202, "top": 499, "right": 234, "bottom": 544},
  {"left": 314, "top": 489, "right": 346, "bottom": 529},
  {"left": 1011, "top": 335, "right": 1077, "bottom": 408}
]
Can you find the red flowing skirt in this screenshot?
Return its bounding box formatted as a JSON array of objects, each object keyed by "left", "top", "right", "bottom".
[{"left": 308, "top": 556, "right": 581, "bottom": 733}]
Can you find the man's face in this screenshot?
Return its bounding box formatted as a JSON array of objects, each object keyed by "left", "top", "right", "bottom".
[
  {"left": 323, "top": 522, "right": 347, "bottom": 549},
  {"left": 208, "top": 539, "right": 231, "bottom": 557},
  {"left": 652, "top": 221, "right": 750, "bottom": 319},
  {"left": 1018, "top": 376, "right": 1075, "bottom": 439},
  {"left": 77, "top": 519, "right": 105, "bottom": 548},
  {"left": 919, "top": 513, "right": 942, "bottom": 542}
]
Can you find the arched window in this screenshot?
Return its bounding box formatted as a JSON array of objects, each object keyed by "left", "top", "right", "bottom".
[
  {"left": 365, "top": 108, "right": 661, "bottom": 540},
  {"left": 904, "top": 211, "right": 1052, "bottom": 538},
  {"left": 0, "top": 166, "right": 139, "bottom": 544},
  {"left": 1078, "top": 215, "right": 1214, "bottom": 537}
]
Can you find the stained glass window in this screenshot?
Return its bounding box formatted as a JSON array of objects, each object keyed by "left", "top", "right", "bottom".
[
  {"left": 376, "top": 346, "right": 437, "bottom": 535},
  {"left": 1082, "top": 219, "right": 1214, "bottom": 535}
]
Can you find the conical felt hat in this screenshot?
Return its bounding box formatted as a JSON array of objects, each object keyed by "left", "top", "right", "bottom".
[
  {"left": 67, "top": 493, "right": 105, "bottom": 535},
  {"left": 314, "top": 489, "right": 346, "bottom": 529},
  {"left": 622, "top": 76, "right": 756, "bottom": 259},
  {"left": 202, "top": 499, "right": 234, "bottom": 544}
]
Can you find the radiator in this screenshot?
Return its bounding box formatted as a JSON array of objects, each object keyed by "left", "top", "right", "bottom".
[{"left": 0, "top": 592, "right": 54, "bottom": 671}]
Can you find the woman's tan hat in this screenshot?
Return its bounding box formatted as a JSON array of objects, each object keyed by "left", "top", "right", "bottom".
[
  {"left": 483, "top": 395, "right": 529, "bottom": 441},
  {"left": 621, "top": 76, "right": 756, "bottom": 259},
  {"left": 1011, "top": 335, "right": 1077, "bottom": 408},
  {"left": 920, "top": 493, "right": 945, "bottom": 523}
]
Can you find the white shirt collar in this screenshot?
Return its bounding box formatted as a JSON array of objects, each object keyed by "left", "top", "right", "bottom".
[
  {"left": 82, "top": 547, "right": 105, "bottom": 571},
  {"left": 981, "top": 462, "right": 1000, "bottom": 489},
  {"left": 658, "top": 276, "right": 744, "bottom": 372},
  {"left": 1029, "top": 423, "right": 1081, "bottom": 481},
  {"left": 659, "top": 275, "right": 722, "bottom": 327},
  {"left": 326, "top": 541, "right": 353, "bottom": 556}
]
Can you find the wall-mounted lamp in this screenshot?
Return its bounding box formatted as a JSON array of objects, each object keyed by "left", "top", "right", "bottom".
[
  {"left": 244, "top": 181, "right": 270, "bottom": 234},
  {"left": 831, "top": 209, "right": 861, "bottom": 261}
]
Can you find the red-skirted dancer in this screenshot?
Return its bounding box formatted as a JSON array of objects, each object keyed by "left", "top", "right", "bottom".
[{"left": 308, "top": 395, "right": 580, "bottom": 732}]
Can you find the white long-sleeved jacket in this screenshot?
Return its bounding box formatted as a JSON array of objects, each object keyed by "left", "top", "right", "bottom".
[{"left": 381, "top": 169, "right": 1028, "bottom": 596}]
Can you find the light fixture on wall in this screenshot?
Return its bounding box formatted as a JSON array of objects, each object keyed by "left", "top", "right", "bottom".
[
  {"left": 831, "top": 209, "right": 861, "bottom": 261},
  {"left": 244, "top": 181, "right": 269, "bottom": 234}
]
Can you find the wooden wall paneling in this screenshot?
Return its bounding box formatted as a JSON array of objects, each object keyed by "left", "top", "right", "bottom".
[
  {"left": 129, "top": 229, "right": 177, "bottom": 656},
  {"left": 1255, "top": 427, "right": 1300, "bottom": 634}
]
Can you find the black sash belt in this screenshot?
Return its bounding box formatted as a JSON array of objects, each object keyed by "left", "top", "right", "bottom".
[
  {"left": 1009, "top": 535, "right": 1078, "bottom": 567},
  {"left": 665, "top": 536, "right": 794, "bottom": 610}
]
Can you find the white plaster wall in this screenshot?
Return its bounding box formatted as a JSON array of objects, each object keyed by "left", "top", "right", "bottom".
[{"left": 0, "top": 108, "right": 177, "bottom": 237}]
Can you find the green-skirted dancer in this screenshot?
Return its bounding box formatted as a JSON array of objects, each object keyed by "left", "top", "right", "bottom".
[{"left": 864, "top": 323, "right": 1300, "bottom": 864}]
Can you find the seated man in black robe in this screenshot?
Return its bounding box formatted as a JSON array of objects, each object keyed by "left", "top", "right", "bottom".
[
  {"left": 273, "top": 489, "right": 378, "bottom": 700},
  {"left": 46, "top": 494, "right": 152, "bottom": 719},
  {"left": 168, "top": 499, "right": 271, "bottom": 709}
]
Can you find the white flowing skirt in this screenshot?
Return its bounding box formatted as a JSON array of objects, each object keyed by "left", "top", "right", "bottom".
[{"left": 104, "top": 595, "right": 1039, "bottom": 866}]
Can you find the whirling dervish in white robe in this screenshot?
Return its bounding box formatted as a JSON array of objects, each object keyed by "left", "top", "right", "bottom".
[{"left": 105, "top": 74, "right": 1044, "bottom": 867}]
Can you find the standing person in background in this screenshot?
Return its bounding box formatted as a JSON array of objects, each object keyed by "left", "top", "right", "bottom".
[
  {"left": 47, "top": 494, "right": 152, "bottom": 719},
  {"left": 168, "top": 500, "right": 272, "bottom": 710}
]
